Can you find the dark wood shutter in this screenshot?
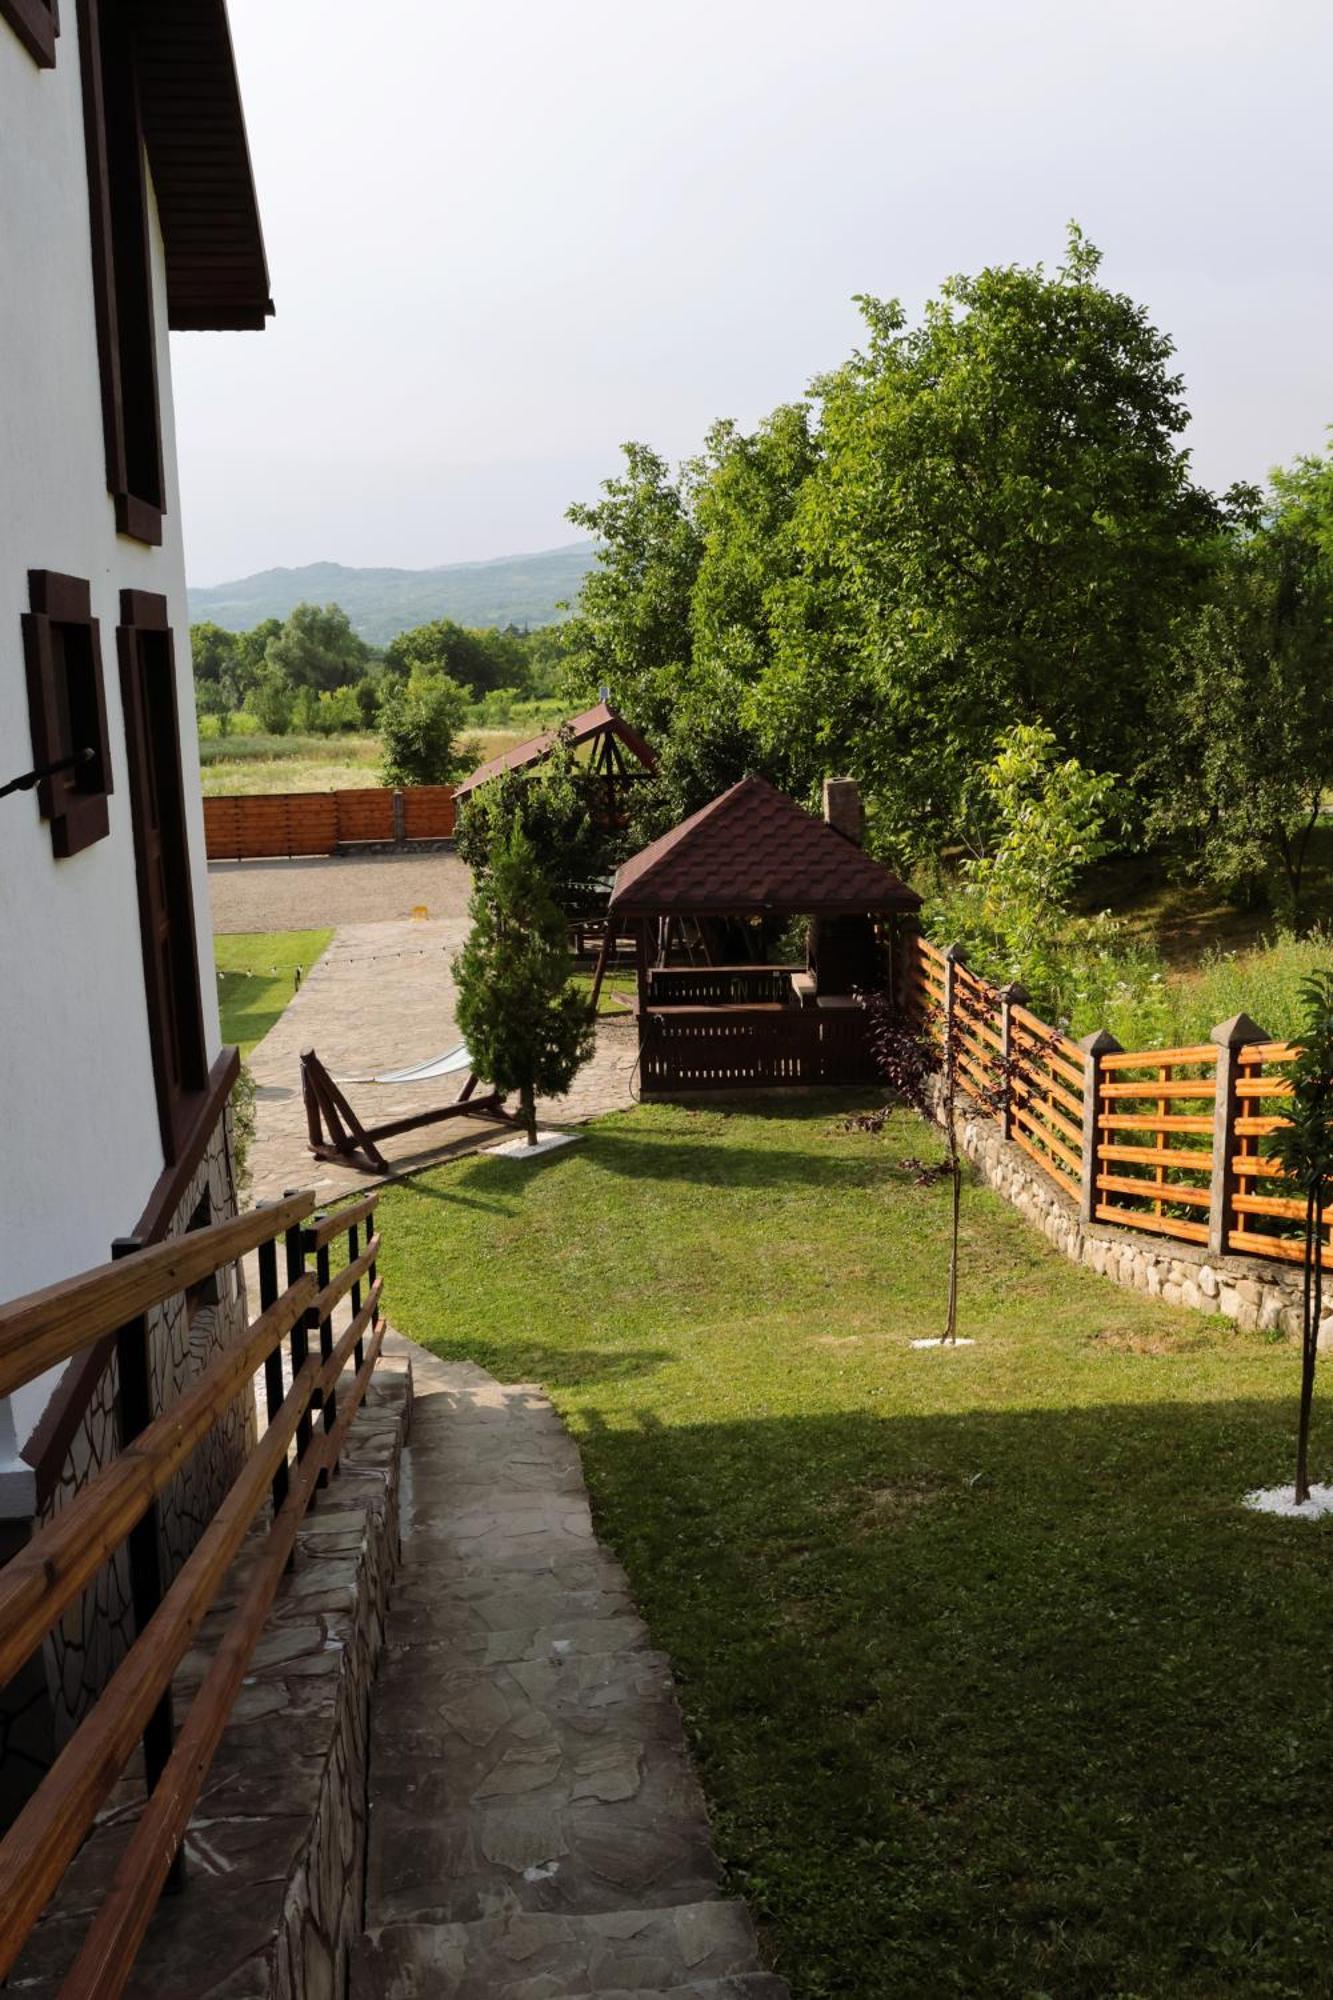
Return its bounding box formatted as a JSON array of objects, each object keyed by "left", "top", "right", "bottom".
[{"left": 118, "top": 593, "right": 206, "bottom": 1161}]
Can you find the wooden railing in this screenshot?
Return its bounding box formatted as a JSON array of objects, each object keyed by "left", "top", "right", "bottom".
[
  {"left": 0, "top": 1188, "right": 386, "bottom": 1996},
  {"left": 646, "top": 964, "right": 796, "bottom": 1007},
  {"left": 641, "top": 1002, "right": 877, "bottom": 1090},
  {"left": 203, "top": 785, "right": 455, "bottom": 860},
  {"left": 903, "top": 934, "right": 1320, "bottom": 1270}
]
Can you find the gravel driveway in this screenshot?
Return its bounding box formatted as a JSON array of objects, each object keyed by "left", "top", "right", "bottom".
[{"left": 207, "top": 851, "right": 474, "bottom": 934}]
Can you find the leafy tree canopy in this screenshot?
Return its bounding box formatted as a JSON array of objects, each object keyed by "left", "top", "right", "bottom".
[
  {"left": 264, "top": 601, "right": 374, "bottom": 693},
  {"left": 378, "top": 672, "right": 469, "bottom": 786},
  {"left": 384, "top": 619, "right": 529, "bottom": 698}
]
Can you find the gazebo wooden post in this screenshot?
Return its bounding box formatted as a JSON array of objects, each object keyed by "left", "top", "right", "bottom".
[
  {"left": 633, "top": 916, "right": 653, "bottom": 1019},
  {"left": 587, "top": 924, "right": 613, "bottom": 1015}
]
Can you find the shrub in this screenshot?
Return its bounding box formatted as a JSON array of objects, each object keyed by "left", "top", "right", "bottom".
[{"left": 378, "top": 672, "right": 469, "bottom": 786}]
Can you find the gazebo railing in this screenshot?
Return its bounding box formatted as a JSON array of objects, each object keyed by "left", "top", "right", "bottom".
[{"left": 646, "top": 964, "right": 798, "bottom": 1007}]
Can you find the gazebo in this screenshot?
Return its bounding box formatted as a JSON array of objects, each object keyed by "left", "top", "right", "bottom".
[
  {"left": 606, "top": 775, "right": 921, "bottom": 1093},
  {"left": 453, "top": 699, "right": 656, "bottom": 821}
]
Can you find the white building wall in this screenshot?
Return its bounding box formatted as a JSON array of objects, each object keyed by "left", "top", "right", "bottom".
[{"left": 0, "top": 26, "right": 224, "bottom": 1479}]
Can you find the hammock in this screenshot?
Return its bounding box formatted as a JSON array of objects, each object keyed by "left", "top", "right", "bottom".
[{"left": 336, "top": 1041, "right": 473, "bottom": 1087}]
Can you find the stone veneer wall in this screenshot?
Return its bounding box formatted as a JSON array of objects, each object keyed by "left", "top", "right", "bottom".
[
  {"left": 9, "top": 1095, "right": 256, "bottom": 1796},
  {"left": 950, "top": 1091, "right": 1328, "bottom": 1342},
  {"left": 13, "top": 1358, "right": 411, "bottom": 2000}
]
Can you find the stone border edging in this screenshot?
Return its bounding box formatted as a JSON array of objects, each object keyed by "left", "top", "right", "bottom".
[{"left": 951, "top": 1095, "right": 1327, "bottom": 1343}]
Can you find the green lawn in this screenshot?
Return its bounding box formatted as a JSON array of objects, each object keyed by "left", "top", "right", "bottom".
[
  {"left": 379, "top": 1095, "right": 1333, "bottom": 1999},
  {"left": 214, "top": 929, "right": 332, "bottom": 1053}
]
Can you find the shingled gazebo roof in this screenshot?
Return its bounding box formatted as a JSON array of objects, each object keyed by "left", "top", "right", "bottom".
[
  {"left": 608, "top": 777, "right": 920, "bottom": 917},
  {"left": 453, "top": 702, "right": 656, "bottom": 800}
]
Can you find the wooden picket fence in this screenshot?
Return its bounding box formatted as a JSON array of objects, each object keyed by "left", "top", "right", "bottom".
[
  {"left": 203, "top": 785, "right": 456, "bottom": 861},
  {"left": 902, "top": 934, "right": 1331, "bottom": 1272}
]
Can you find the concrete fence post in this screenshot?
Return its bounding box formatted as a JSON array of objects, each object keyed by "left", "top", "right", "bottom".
[
  {"left": 1208, "top": 1012, "right": 1270, "bottom": 1261},
  {"left": 998, "top": 982, "right": 1028, "bottom": 1141},
  {"left": 1079, "top": 1028, "right": 1123, "bottom": 1226},
  {"left": 392, "top": 789, "right": 406, "bottom": 846}
]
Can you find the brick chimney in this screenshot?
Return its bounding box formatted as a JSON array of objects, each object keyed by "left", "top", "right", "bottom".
[{"left": 822, "top": 776, "right": 864, "bottom": 847}]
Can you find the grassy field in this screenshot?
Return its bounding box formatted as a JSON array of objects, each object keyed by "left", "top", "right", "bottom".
[
  {"left": 197, "top": 714, "right": 559, "bottom": 795},
  {"left": 214, "top": 929, "right": 332, "bottom": 1053},
  {"left": 378, "top": 1096, "right": 1333, "bottom": 2000}
]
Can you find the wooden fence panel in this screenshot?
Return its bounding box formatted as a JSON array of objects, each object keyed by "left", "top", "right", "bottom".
[
  {"left": 203, "top": 787, "right": 456, "bottom": 859},
  {"left": 402, "top": 786, "right": 456, "bottom": 839},
  {"left": 333, "top": 789, "right": 395, "bottom": 844},
  {"left": 1093, "top": 1044, "right": 1216, "bottom": 1244}
]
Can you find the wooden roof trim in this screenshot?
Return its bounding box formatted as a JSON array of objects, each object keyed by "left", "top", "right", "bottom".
[{"left": 128, "top": 0, "right": 272, "bottom": 332}]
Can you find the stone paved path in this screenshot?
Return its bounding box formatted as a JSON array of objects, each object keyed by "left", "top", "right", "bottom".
[
  {"left": 245, "top": 918, "right": 639, "bottom": 1205},
  {"left": 352, "top": 1334, "right": 790, "bottom": 2000}
]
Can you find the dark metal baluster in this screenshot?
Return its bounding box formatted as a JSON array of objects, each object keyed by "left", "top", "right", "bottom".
[
  {"left": 110, "top": 1236, "right": 185, "bottom": 1893},
  {"left": 255, "top": 1211, "right": 289, "bottom": 1523},
  {"left": 348, "top": 1219, "right": 364, "bottom": 1372},
  {"left": 311, "top": 1218, "right": 336, "bottom": 1486}
]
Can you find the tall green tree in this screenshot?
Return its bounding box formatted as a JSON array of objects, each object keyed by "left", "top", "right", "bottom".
[
  {"left": 562, "top": 443, "right": 702, "bottom": 737},
  {"left": 265, "top": 602, "right": 372, "bottom": 692},
  {"left": 453, "top": 827, "right": 595, "bottom": 1145},
  {"left": 377, "top": 672, "right": 468, "bottom": 786},
  {"left": 1149, "top": 499, "right": 1333, "bottom": 918},
  {"left": 384, "top": 619, "right": 528, "bottom": 697},
  {"left": 754, "top": 226, "right": 1216, "bottom": 849}
]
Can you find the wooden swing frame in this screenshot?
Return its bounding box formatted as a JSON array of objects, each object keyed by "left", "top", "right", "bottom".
[{"left": 300, "top": 1046, "right": 522, "bottom": 1175}]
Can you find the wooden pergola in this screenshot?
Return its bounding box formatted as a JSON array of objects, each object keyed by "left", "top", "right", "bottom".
[
  {"left": 453, "top": 700, "right": 656, "bottom": 821},
  {"left": 605, "top": 776, "right": 921, "bottom": 1093}
]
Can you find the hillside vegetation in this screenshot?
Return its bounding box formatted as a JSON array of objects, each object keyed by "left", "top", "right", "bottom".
[{"left": 188, "top": 541, "right": 596, "bottom": 643}]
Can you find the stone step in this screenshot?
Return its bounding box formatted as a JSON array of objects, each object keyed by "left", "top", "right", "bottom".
[
  {"left": 548, "top": 1982, "right": 791, "bottom": 2000},
  {"left": 366, "top": 1652, "right": 712, "bottom": 1926},
  {"left": 351, "top": 1902, "right": 763, "bottom": 2000},
  {"left": 366, "top": 1797, "right": 721, "bottom": 1926},
  {"left": 383, "top": 1607, "right": 653, "bottom": 1670},
  {"left": 384, "top": 1576, "right": 641, "bottom": 1653}
]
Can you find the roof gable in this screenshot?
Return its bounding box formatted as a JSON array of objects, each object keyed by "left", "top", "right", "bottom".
[
  {"left": 608, "top": 777, "right": 920, "bottom": 916},
  {"left": 454, "top": 702, "right": 656, "bottom": 799}
]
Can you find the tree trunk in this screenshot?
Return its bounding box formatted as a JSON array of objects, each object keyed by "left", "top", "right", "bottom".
[
  {"left": 944, "top": 1102, "right": 960, "bottom": 1345},
  {"left": 521, "top": 1081, "right": 538, "bottom": 1147},
  {"left": 1295, "top": 1187, "right": 1319, "bottom": 1504}
]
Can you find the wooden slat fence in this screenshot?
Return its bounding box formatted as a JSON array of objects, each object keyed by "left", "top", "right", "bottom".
[
  {"left": 647, "top": 965, "right": 795, "bottom": 1007},
  {"left": 203, "top": 785, "right": 455, "bottom": 860},
  {"left": 0, "top": 1189, "right": 386, "bottom": 1997},
  {"left": 902, "top": 933, "right": 1320, "bottom": 1272}
]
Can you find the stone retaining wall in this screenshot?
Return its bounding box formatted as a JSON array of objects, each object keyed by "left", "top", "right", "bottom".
[
  {"left": 950, "top": 1094, "right": 1328, "bottom": 1343},
  {"left": 13, "top": 1354, "right": 413, "bottom": 2000}
]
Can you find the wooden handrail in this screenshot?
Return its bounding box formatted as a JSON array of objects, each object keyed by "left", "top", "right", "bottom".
[
  {"left": 306, "top": 1189, "right": 380, "bottom": 1250},
  {"left": 0, "top": 1275, "right": 314, "bottom": 1693},
  {"left": 0, "top": 1190, "right": 314, "bottom": 1399},
  {"left": 59, "top": 1323, "right": 387, "bottom": 1998},
  {"left": 0, "top": 1184, "right": 386, "bottom": 1993}
]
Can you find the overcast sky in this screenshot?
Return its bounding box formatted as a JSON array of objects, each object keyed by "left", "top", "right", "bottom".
[{"left": 172, "top": 0, "right": 1333, "bottom": 586}]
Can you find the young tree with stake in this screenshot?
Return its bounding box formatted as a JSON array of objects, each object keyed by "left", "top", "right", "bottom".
[
  {"left": 454, "top": 826, "right": 595, "bottom": 1146},
  {"left": 1263, "top": 971, "right": 1333, "bottom": 1504}
]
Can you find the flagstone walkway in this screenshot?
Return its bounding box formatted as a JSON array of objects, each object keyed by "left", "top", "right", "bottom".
[
  {"left": 243, "top": 918, "right": 639, "bottom": 1205},
  {"left": 351, "top": 1333, "right": 789, "bottom": 2000}
]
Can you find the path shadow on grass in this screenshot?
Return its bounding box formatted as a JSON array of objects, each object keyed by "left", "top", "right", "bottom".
[{"left": 559, "top": 1394, "right": 1333, "bottom": 2000}]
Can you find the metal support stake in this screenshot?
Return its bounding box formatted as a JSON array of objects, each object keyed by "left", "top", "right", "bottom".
[{"left": 255, "top": 1208, "right": 289, "bottom": 1523}]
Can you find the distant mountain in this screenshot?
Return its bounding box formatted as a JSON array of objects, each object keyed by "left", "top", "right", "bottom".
[{"left": 187, "top": 541, "right": 598, "bottom": 644}]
